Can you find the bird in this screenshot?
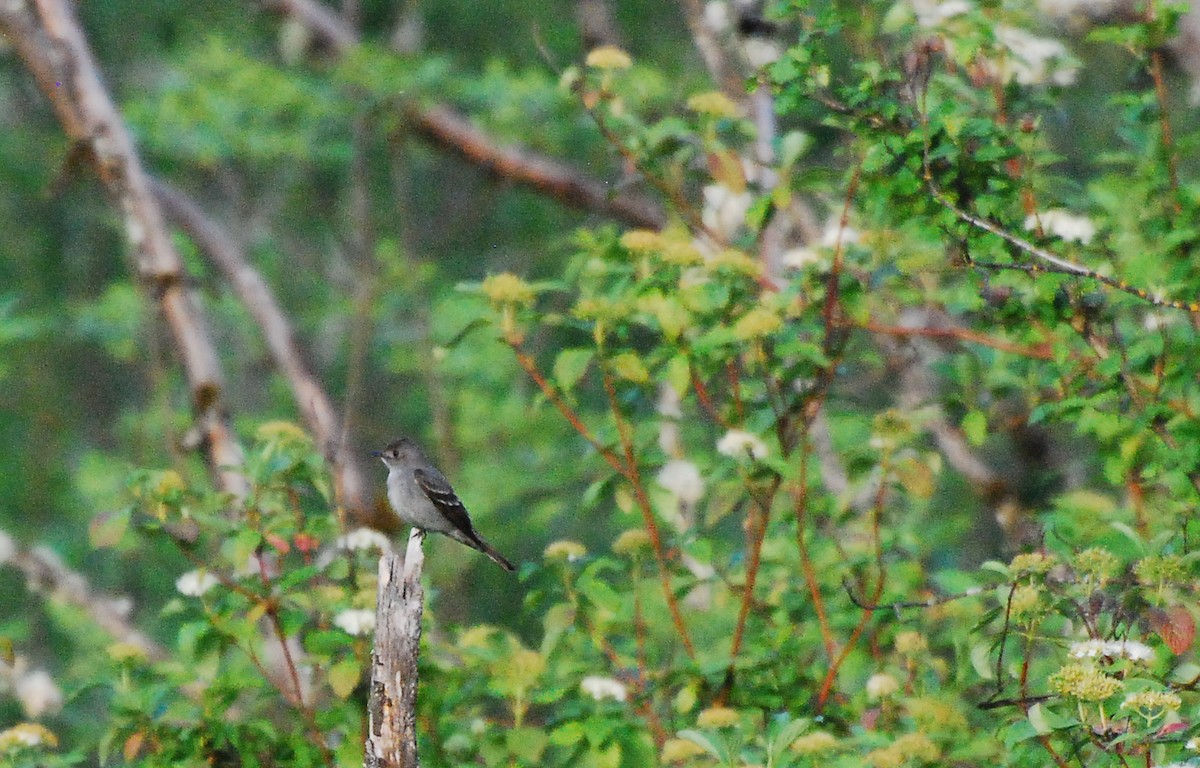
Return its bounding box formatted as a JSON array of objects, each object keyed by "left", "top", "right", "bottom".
[{"left": 373, "top": 437, "right": 516, "bottom": 572}]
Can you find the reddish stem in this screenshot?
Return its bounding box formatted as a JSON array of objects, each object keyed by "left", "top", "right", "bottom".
[
  {"left": 815, "top": 460, "right": 889, "bottom": 710},
  {"left": 793, "top": 439, "right": 836, "bottom": 657},
  {"left": 509, "top": 341, "right": 626, "bottom": 476},
  {"left": 602, "top": 370, "right": 696, "bottom": 658}
]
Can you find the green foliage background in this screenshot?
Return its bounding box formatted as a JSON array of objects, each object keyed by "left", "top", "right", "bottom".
[{"left": 3, "top": 0, "right": 1200, "bottom": 766}]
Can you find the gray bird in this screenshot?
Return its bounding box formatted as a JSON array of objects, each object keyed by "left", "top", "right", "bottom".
[{"left": 373, "top": 437, "right": 516, "bottom": 572}]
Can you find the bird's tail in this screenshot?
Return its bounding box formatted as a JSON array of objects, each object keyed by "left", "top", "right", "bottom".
[
  {"left": 449, "top": 528, "right": 517, "bottom": 572},
  {"left": 474, "top": 536, "right": 516, "bottom": 572}
]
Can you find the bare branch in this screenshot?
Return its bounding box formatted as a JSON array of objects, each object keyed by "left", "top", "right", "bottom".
[
  {"left": 151, "top": 179, "right": 372, "bottom": 517},
  {"left": 6, "top": 536, "right": 167, "bottom": 662},
  {"left": 674, "top": 0, "right": 742, "bottom": 95},
  {"left": 0, "top": 0, "right": 248, "bottom": 499},
  {"left": 366, "top": 533, "right": 425, "bottom": 768},
  {"left": 259, "top": 0, "right": 667, "bottom": 229}
]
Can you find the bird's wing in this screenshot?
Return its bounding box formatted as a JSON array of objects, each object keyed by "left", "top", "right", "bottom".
[{"left": 412, "top": 467, "right": 478, "bottom": 539}]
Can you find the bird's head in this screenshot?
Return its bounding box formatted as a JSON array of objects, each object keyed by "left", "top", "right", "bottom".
[{"left": 372, "top": 437, "right": 421, "bottom": 468}]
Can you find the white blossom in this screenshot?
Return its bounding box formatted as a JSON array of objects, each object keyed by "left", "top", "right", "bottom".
[
  {"left": 742, "top": 38, "right": 782, "bottom": 68},
  {"left": 580, "top": 675, "right": 628, "bottom": 702},
  {"left": 0, "top": 530, "right": 14, "bottom": 566},
  {"left": 781, "top": 246, "right": 827, "bottom": 271},
  {"left": 717, "top": 429, "right": 768, "bottom": 460},
  {"left": 909, "top": 0, "right": 971, "bottom": 28},
  {"left": 1068, "top": 639, "right": 1154, "bottom": 663},
  {"left": 1144, "top": 312, "right": 1176, "bottom": 332},
  {"left": 1187, "top": 736, "right": 1200, "bottom": 751},
  {"left": 15, "top": 670, "right": 63, "bottom": 718},
  {"left": 657, "top": 383, "right": 683, "bottom": 419},
  {"left": 989, "top": 26, "right": 1078, "bottom": 86},
  {"left": 866, "top": 672, "right": 900, "bottom": 700},
  {"left": 336, "top": 527, "right": 393, "bottom": 553},
  {"left": 1024, "top": 209, "right": 1095, "bottom": 244},
  {"left": 176, "top": 569, "right": 220, "bottom": 597},
  {"left": 702, "top": 184, "right": 753, "bottom": 240},
  {"left": 704, "top": 1, "right": 731, "bottom": 33},
  {"left": 334, "top": 609, "right": 376, "bottom": 636},
  {"left": 656, "top": 460, "right": 706, "bottom": 504},
  {"left": 819, "top": 219, "right": 860, "bottom": 248}
]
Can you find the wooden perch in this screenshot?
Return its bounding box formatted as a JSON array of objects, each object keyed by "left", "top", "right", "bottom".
[
  {"left": 366, "top": 531, "right": 425, "bottom": 768},
  {"left": 152, "top": 179, "right": 372, "bottom": 517},
  {"left": 0, "top": 0, "right": 248, "bottom": 500},
  {"left": 260, "top": 0, "right": 666, "bottom": 230}
]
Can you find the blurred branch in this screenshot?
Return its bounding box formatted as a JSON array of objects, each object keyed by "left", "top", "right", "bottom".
[
  {"left": 260, "top": 0, "right": 666, "bottom": 229},
  {"left": 0, "top": 0, "right": 249, "bottom": 500},
  {"left": 5, "top": 536, "right": 167, "bottom": 662},
  {"left": 576, "top": 0, "right": 621, "bottom": 50},
  {"left": 674, "top": 0, "right": 742, "bottom": 96},
  {"left": 151, "top": 179, "right": 373, "bottom": 518},
  {"left": 406, "top": 104, "right": 665, "bottom": 229},
  {"left": 366, "top": 533, "right": 425, "bottom": 768}
]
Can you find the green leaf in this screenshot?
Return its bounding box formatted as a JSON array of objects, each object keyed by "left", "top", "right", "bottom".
[
  {"left": 1027, "top": 703, "right": 1053, "bottom": 735},
  {"left": 961, "top": 409, "right": 987, "bottom": 446},
  {"left": 507, "top": 728, "right": 548, "bottom": 761},
  {"left": 89, "top": 507, "right": 132, "bottom": 549},
  {"left": 609, "top": 352, "right": 650, "bottom": 384},
  {"left": 554, "top": 348, "right": 594, "bottom": 391},
  {"left": 768, "top": 716, "right": 811, "bottom": 762},
  {"left": 327, "top": 657, "right": 362, "bottom": 699},
  {"left": 677, "top": 730, "right": 729, "bottom": 763},
  {"left": 970, "top": 644, "right": 995, "bottom": 680}
]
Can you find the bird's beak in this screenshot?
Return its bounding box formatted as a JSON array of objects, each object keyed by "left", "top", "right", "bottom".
[{"left": 371, "top": 450, "right": 383, "bottom": 458}]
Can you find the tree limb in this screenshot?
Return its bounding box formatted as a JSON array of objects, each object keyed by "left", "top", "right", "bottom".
[
  {"left": 0, "top": 0, "right": 248, "bottom": 500},
  {"left": 151, "top": 179, "right": 372, "bottom": 517},
  {"left": 260, "top": 0, "right": 666, "bottom": 229},
  {"left": 5, "top": 534, "right": 167, "bottom": 662}
]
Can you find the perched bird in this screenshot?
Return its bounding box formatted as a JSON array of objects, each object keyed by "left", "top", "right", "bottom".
[{"left": 373, "top": 437, "right": 516, "bottom": 572}]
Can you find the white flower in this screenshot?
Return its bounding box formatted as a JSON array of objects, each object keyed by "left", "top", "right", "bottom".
[
  {"left": 334, "top": 609, "right": 376, "bottom": 636},
  {"left": 781, "top": 247, "right": 827, "bottom": 271},
  {"left": 819, "top": 219, "right": 860, "bottom": 248},
  {"left": 866, "top": 672, "right": 900, "bottom": 701},
  {"left": 580, "top": 675, "right": 628, "bottom": 702},
  {"left": 0, "top": 530, "right": 14, "bottom": 566},
  {"left": 704, "top": 0, "right": 731, "bottom": 32},
  {"left": 742, "top": 38, "right": 782, "bottom": 68},
  {"left": 910, "top": 0, "right": 971, "bottom": 28},
  {"left": 1024, "top": 209, "right": 1095, "bottom": 244},
  {"left": 336, "top": 527, "right": 393, "bottom": 553},
  {"left": 176, "top": 569, "right": 220, "bottom": 597},
  {"left": 658, "top": 383, "right": 683, "bottom": 419},
  {"left": 1117, "top": 640, "right": 1155, "bottom": 663},
  {"left": 717, "top": 430, "right": 768, "bottom": 460},
  {"left": 1144, "top": 312, "right": 1176, "bottom": 331},
  {"left": 1068, "top": 639, "right": 1154, "bottom": 663},
  {"left": 657, "top": 460, "right": 706, "bottom": 504},
  {"left": 989, "top": 26, "right": 1077, "bottom": 86},
  {"left": 15, "top": 670, "right": 63, "bottom": 717},
  {"left": 1068, "top": 639, "right": 1106, "bottom": 658},
  {"left": 1187, "top": 736, "right": 1200, "bottom": 751},
  {"left": 702, "top": 184, "right": 753, "bottom": 240}
]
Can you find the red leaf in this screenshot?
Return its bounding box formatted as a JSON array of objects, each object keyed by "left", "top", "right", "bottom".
[
  {"left": 124, "top": 731, "right": 145, "bottom": 761},
  {"left": 265, "top": 533, "right": 291, "bottom": 555},
  {"left": 293, "top": 533, "right": 320, "bottom": 553},
  {"left": 1157, "top": 721, "right": 1188, "bottom": 738},
  {"left": 1150, "top": 606, "right": 1195, "bottom": 655}
]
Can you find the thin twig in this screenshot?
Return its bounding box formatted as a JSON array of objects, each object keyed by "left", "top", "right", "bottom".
[{"left": 601, "top": 369, "right": 696, "bottom": 658}]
